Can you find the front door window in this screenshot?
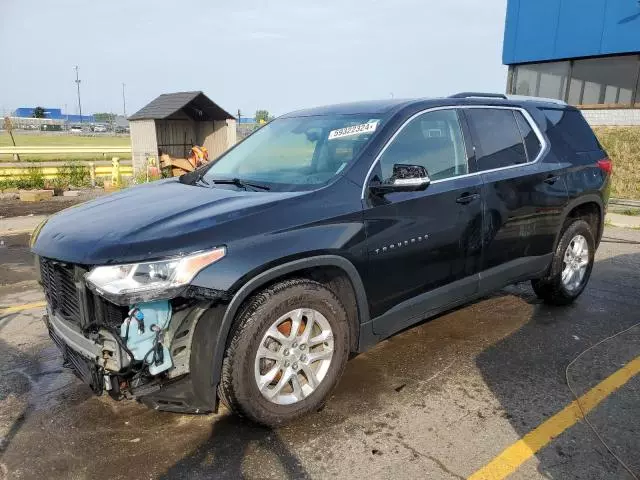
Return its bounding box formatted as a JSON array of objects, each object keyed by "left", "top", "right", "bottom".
[{"left": 377, "top": 109, "right": 468, "bottom": 182}]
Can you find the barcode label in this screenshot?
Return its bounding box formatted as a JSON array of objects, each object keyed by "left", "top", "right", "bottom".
[{"left": 328, "top": 121, "right": 379, "bottom": 140}]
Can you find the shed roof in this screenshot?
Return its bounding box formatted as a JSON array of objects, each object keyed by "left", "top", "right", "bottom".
[{"left": 128, "top": 91, "right": 234, "bottom": 121}]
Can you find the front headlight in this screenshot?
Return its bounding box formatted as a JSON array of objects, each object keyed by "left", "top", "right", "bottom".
[{"left": 85, "top": 247, "right": 226, "bottom": 305}]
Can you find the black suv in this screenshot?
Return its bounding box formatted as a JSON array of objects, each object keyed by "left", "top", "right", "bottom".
[{"left": 32, "top": 93, "right": 611, "bottom": 425}]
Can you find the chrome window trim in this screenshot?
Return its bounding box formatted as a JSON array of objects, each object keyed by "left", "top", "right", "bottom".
[{"left": 360, "top": 105, "right": 549, "bottom": 199}]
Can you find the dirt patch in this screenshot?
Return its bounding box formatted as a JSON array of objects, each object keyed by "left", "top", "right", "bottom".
[{"left": 0, "top": 190, "right": 105, "bottom": 217}]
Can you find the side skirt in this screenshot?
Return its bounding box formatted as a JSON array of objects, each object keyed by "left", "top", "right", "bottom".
[{"left": 359, "top": 253, "right": 552, "bottom": 350}]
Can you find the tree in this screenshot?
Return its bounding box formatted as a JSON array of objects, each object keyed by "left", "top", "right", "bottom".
[
  {"left": 33, "top": 106, "right": 46, "bottom": 118},
  {"left": 255, "top": 109, "right": 270, "bottom": 124}
]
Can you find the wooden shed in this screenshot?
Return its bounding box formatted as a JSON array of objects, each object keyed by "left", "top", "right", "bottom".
[{"left": 128, "top": 91, "right": 236, "bottom": 172}]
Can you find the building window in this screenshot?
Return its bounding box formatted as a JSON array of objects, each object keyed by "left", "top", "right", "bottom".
[
  {"left": 513, "top": 62, "right": 570, "bottom": 100},
  {"left": 568, "top": 56, "right": 639, "bottom": 106},
  {"left": 511, "top": 55, "right": 640, "bottom": 107}
]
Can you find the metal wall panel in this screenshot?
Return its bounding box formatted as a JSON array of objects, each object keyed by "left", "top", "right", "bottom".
[
  {"left": 555, "top": 0, "right": 608, "bottom": 59},
  {"left": 504, "top": 0, "right": 640, "bottom": 64}
]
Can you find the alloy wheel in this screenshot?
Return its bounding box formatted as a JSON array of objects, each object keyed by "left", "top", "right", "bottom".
[
  {"left": 561, "top": 234, "right": 589, "bottom": 292},
  {"left": 254, "top": 308, "right": 334, "bottom": 405}
]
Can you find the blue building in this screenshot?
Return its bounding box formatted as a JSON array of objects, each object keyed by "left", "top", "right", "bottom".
[
  {"left": 14, "top": 107, "right": 63, "bottom": 119},
  {"left": 503, "top": 0, "right": 640, "bottom": 120},
  {"left": 13, "top": 107, "right": 94, "bottom": 123}
]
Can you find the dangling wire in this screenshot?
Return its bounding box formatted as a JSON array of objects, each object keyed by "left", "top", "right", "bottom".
[{"left": 565, "top": 321, "right": 640, "bottom": 480}]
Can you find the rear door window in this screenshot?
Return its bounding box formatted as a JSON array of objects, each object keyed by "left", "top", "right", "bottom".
[{"left": 465, "top": 109, "right": 528, "bottom": 171}]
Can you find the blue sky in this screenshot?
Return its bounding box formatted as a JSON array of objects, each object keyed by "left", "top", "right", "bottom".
[{"left": 0, "top": 0, "right": 508, "bottom": 118}]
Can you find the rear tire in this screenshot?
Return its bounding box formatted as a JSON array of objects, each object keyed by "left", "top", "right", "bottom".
[
  {"left": 532, "top": 219, "right": 595, "bottom": 305},
  {"left": 219, "top": 278, "right": 350, "bottom": 426}
]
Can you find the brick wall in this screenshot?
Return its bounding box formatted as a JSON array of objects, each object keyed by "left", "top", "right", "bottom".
[{"left": 580, "top": 109, "right": 640, "bottom": 126}]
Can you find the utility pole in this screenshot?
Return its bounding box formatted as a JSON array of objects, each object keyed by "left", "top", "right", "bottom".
[
  {"left": 74, "top": 65, "right": 83, "bottom": 123},
  {"left": 122, "top": 83, "right": 127, "bottom": 118},
  {"left": 237, "top": 109, "right": 241, "bottom": 124}
]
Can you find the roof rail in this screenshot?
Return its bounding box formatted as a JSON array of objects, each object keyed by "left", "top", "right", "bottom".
[
  {"left": 505, "top": 94, "right": 568, "bottom": 106},
  {"left": 449, "top": 92, "right": 508, "bottom": 99}
]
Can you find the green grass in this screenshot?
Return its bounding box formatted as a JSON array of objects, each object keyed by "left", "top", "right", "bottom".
[
  {"left": 0, "top": 132, "right": 131, "bottom": 162},
  {"left": 620, "top": 208, "right": 640, "bottom": 216},
  {"left": 594, "top": 127, "right": 640, "bottom": 200}
]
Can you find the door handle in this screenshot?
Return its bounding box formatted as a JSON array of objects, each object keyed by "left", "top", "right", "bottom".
[
  {"left": 456, "top": 192, "right": 480, "bottom": 204},
  {"left": 544, "top": 175, "right": 559, "bottom": 185}
]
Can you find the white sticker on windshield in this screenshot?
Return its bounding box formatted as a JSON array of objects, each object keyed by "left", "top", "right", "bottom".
[{"left": 328, "top": 121, "right": 379, "bottom": 140}]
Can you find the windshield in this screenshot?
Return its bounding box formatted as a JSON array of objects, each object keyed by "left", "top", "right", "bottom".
[{"left": 202, "top": 114, "right": 385, "bottom": 191}]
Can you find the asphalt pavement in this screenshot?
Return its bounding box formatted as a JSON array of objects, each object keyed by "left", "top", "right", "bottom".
[{"left": 0, "top": 227, "right": 638, "bottom": 479}]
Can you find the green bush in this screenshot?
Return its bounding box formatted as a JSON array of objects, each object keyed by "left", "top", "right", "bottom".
[
  {"left": 129, "top": 168, "right": 163, "bottom": 186},
  {"left": 58, "top": 162, "right": 90, "bottom": 188},
  {"left": 25, "top": 166, "right": 45, "bottom": 189},
  {"left": 49, "top": 176, "right": 69, "bottom": 192},
  {"left": 1, "top": 163, "right": 93, "bottom": 191},
  {"left": 2, "top": 167, "right": 47, "bottom": 190},
  {"left": 0, "top": 179, "right": 17, "bottom": 191}
]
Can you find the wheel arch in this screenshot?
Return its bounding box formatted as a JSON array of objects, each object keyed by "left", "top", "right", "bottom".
[
  {"left": 205, "top": 255, "right": 370, "bottom": 392},
  {"left": 555, "top": 195, "right": 604, "bottom": 250}
]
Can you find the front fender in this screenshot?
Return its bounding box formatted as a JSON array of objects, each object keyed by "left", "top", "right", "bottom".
[
  {"left": 190, "top": 219, "right": 367, "bottom": 293},
  {"left": 192, "top": 254, "right": 371, "bottom": 397}
]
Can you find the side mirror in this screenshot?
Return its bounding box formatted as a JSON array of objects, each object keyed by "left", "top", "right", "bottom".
[{"left": 370, "top": 164, "right": 431, "bottom": 195}]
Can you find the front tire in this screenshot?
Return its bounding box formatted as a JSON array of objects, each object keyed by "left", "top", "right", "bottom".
[
  {"left": 532, "top": 219, "right": 595, "bottom": 305},
  {"left": 219, "top": 278, "right": 350, "bottom": 426}
]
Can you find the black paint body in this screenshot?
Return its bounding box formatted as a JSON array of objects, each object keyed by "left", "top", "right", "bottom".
[{"left": 33, "top": 96, "right": 610, "bottom": 412}]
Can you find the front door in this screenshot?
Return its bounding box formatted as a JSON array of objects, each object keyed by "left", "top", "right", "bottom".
[{"left": 362, "top": 108, "right": 483, "bottom": 337}]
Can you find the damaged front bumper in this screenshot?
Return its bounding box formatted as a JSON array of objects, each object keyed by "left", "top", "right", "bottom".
[{"left": 44, "top": 299, "right": 219, "bottom": 414}]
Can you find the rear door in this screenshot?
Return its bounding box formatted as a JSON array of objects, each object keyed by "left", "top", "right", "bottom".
[{"left": 462, "top": 107, "right": 568, "bottom": 292}]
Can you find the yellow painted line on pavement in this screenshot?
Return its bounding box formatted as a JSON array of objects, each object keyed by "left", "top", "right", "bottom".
[
  {"left": 0, "top": 301, "right": 46, "bottom": 315},
  {"left": 468, "top": 355, "right": 640, "bottom": 480}
]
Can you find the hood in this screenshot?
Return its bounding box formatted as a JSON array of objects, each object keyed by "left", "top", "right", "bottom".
[{"left": 33, "top": 179, "right": 303, "bottom": 265}]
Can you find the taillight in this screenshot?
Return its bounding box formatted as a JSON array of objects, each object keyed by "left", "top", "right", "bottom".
[{"left": 596, "top": 158, "right": 612, "bottom": 174}]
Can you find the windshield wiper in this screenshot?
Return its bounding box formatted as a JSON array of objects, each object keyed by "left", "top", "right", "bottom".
[
  {"left": 209, "top": 178, "right": 271, "bottom": 191},
  {"left": 195, "top": 174, "right": 210, "bottom": 186}
]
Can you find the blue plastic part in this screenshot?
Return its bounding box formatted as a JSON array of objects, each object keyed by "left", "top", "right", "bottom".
[{"left": 120, "top": 300, "right": 173, "bottom": 375}]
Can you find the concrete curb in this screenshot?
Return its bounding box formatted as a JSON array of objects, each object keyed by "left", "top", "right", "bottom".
[
  {"left": 605, "top": 212, "right": 640, "bottom": 230},
  {"left": 0, "top": 229, "right": 34, "bottom": 236},
  {"left": 606, "top": 222, "right": 640, "bottom": 229},
  {"left": 610, "top": 198, "right": 640, "bottom": 208}
]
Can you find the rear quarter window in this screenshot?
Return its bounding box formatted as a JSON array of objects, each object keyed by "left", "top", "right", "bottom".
[
  {"left": 514, "top": 111, "right": 542, "bottom": 161},
  {"left": 541, "top": 109, "right": 601, "bottom": 153}
]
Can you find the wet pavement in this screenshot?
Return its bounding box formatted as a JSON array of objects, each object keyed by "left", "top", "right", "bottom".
[{"left": 0, "top": 227, "right": 638, "bottom": 479}]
